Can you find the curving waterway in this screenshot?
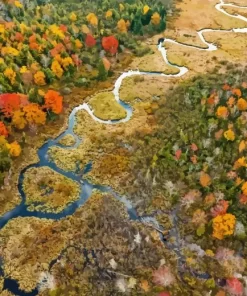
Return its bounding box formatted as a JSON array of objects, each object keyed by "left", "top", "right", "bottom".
[{"left": 1, "top": 0, "right": 247, "bottom": 294}]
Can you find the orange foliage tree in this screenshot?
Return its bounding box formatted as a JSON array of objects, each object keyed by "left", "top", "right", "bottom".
[
  {"left": 200, "top": 172, "right": 211, "bottom": 187},
  {"left": 23, "top": 103, "right": 46, "bottom": 125},
  {"left": 44, "top": 90, "right": 63, "bottom": 114}
]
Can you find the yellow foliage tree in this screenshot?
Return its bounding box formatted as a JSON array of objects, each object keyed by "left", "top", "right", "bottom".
[
  {"left": 241, "top": 181, "right": 247, "bottom": 195},
  {"left": 14, "top": 1, "right": 23, "bottom": 8},
  {"left": 51, "top": 60, "right": 64, "bottom": 78},
  {"left": 151, "top": 12, "right": 161, "bottom": 25},
  {"left": 61, "top": 57, "right": 74, "bottom": 69},
  {"left": 119, "top": 3, "right": 124, "bottom": 12},
  {"left": 239, "top": 140, "right": 246, "bottom": 153},
  {"left": 12, "top": 110, "right": 27, "bottom": 129},
  {"left": 86, "top": 13, "right": 98, "bottom": 27},
  {"left": 4, "top": 68, "right": 16, "bottom": 85},
  {"left": 75, "top": 39, "right": 83, "bottom": 49},
  {"left": 105, "top": 10, "right": 112, "bottom": 19},
  {"left": 212, "top": 213, "right": 236, "bottom": 240},
  {"left": 0, "top": 136, "right": 8, "bottom": 149},
  {"left": 70, "top": 12, "right": 77, "bottom": 22},
  {"left": 49, "top": 24, "right": 65, "bottom": 39},
  {"left": 34, "top": 71, "right": 46, "bottom": 86},
  {"left": 23, "top": 103, "right": 46, "bottom": 125},
  {"left": 7, "top": 141, "right": 22, "bottom": 157},
  {"left": 81, "top": 24, "right": 90, "bottom": 34},
  {"left": 143, "top": 5, "right": 150, "bottom": 15},
  {"left": 117, "top": 19, "right": 127, "bottom": 33},
  {"left": 224, "top": 129, "right": 235, "bottom": 141}
]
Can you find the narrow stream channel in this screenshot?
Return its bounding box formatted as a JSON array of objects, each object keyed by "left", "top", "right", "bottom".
[{"left": 0, "top": 1, "right": 247, "bottom": 294}]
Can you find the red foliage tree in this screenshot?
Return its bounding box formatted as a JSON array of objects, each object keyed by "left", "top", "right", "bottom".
[
  {"left": 85, "top": 34, "right": 96, "bottom": 47},
  {"left": 226, "top": 278, "right": 243, "bottom": 296},
  {"left": 29, "top": 34, "right": 36, "bottom": 44},
  {"left": 29, "top": 34, "right": 40, "bottom": 51},
  {"left": 59, "top": 24, "right": 67, "bottom": 33},
  {"left": 18, "top": 94, "right": 29, "bottom": 107},
  {"left": 102, "top": 36, "right": 119, "bottom": 55},
  {"left": 71, "top": 54, "right": 82, "bottom": 66},
  {"left": 15, "top": 32, "right": 24, "bottom": 42},
  {"left": 50, "top": 43, "right": 65, "bottom": 57},
  {"left": 0, "top": 121, "right": 8, "bottom": 137},
  {"left": 210, "top": 200, "right": 229, "bottom": 217},
  {"left": 0, "top": 93, "right": 21, "bottom": 117}
]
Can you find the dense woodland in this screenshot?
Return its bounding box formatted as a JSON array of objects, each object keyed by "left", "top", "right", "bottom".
[{"left": 127, "top": 69, "right": 247, "bottom": 295}]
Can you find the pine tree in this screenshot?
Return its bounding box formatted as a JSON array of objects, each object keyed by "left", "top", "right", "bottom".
[
  {"left": 97, "top": 60, "right": 108, "bottom": 81},
  {"left": 159, "top": 18, "right": 166, "bottom": 32},
  {"left": 131, "top": 16, "right": 143, "bottom": 35},
  {"left": 0, "top": 148, "right": 11, "bottom": 173}
]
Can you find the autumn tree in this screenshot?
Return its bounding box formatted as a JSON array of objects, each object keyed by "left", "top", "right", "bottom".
[
  {"left": 0, "top": 93, "right": 20, "bottom": 118},
  {"left": 102, "top": 57, "right": 111, "bottom": 71},
  {"left": 44, "top": 90, "right": 63, "bottom": 115},
  {"left": 12, "top": 110, "right": 27, "bottom": 130},
  {"left": 85, "top": 34, "right": 96, "bottom": 47},
  {"left": 0, "top": 122, "right": 8, "bottom": 137},
  {"left": 23, "top": 103, "right": 46, "bottom": 125},
  {"left": 8, "top": 141, "right": 22, "bottom": 157},
  {"left": 102, "top": 36, "right": 119, "bottom": 55},
  {"left": 86, "top": 13, "right": 98, "bottom": 27},
  {"left": 151, "top": 12, "right": 161, "bottom": 26},
  {"left": 117, "top": 19, "right": 127, "bottom": 33}
]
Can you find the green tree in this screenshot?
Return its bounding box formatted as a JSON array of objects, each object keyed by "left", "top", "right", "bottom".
[
  {"left": 0, "top": 148, "right": 11, "bottom": 176},
  {"left": 97, "top": 60, "right": 108, "bottom": 81},
  {"left": 131, "top": 15, "right": 143, "bottom": 35},
  {"left": 159, "top": 18, "right": 166, "bottom": 32}
]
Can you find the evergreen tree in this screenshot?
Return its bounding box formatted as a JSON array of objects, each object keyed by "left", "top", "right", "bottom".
[
  {"left": 0, "top": 149, "right": 11, "bottom": 175},
  {"left": 160, "top": 7, "right": 167, "bottom": 19},
  {"left": 112, "top": 9, "right": 120, "bottom": 20},
  {"left": 97, "top": 60, "right": 108, "bottom": 81},
  {"left": 125, "top": 0, "right": 135, "bottom": 4},
  {"left": 102, "top": 0, "right": 110, "bottom": 11},
  {"left": 131, "top": 15, "right": 143, "bottom": 35},
  {"left": 37, "top": 0, "right": 50, "bottom": 5},
  {"left": 158, "top": 18, "right": 166, "bottom": 32}
]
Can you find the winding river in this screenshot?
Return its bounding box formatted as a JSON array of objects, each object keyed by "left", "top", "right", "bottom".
[{"left": 1, "top": 0, "right": 247, "bottom": 294}]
